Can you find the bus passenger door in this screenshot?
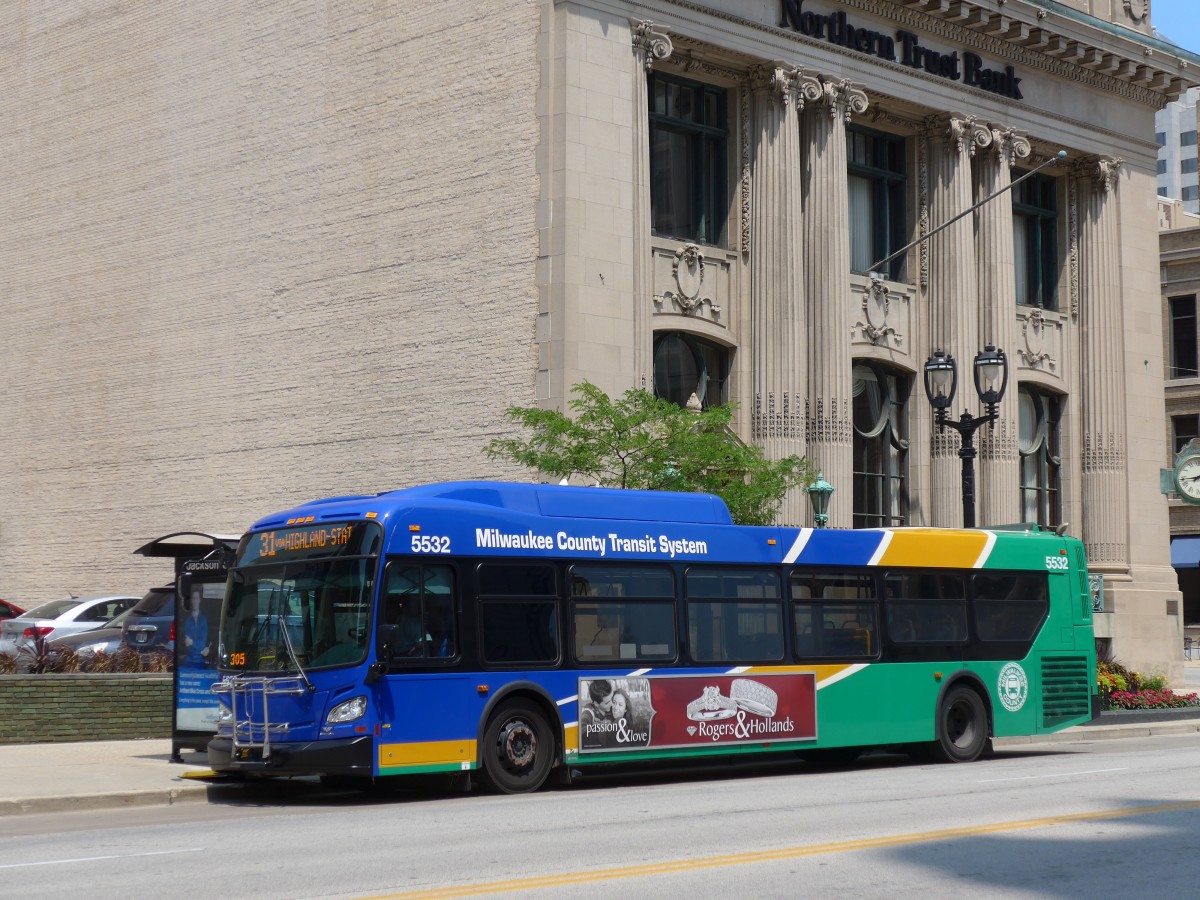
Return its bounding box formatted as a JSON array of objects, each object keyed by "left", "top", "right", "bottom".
[{"left": 373, "top": 560, "right": 473, "bottom": 776}]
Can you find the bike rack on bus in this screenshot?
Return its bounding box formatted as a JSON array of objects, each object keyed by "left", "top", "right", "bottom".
[{"left": 212, "top": 676, "right": 307, "bottom": 759}]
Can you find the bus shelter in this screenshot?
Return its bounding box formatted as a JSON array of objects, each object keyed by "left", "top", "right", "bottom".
[{"left": 134, "top": 531, "right": 239, "bottom": 762}]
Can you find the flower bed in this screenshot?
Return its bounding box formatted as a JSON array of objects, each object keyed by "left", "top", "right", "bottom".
[
  {"left": 1098, "top": 660, "right": 1200, "bottom": 711},
  {"left": 1105, "top": 688, "right": 1200, "bottom": 710}
]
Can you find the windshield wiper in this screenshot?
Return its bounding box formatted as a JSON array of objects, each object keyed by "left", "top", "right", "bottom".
[{"left": 277, "top": 612, "right": 314, "bottom": 692}]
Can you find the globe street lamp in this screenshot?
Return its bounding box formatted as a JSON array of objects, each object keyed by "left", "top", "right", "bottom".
[
  {"left": 923, "top": 345, "right": 1008, "bottom": 529},
  {"left": 807, "top": 472, "right": 834, "bottom": 529}
]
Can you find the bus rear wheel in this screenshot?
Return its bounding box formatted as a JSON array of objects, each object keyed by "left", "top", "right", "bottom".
[
  {"left": 930, "top": 685, "right": 988, "bottom": 763},
  {"left": 480, "top": 703, "right": 555, "bottom": 794}
]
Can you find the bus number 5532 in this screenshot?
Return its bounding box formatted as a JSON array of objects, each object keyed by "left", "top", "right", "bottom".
[{"left": 412, "top": 535, "right": 451, "bottom": 554}]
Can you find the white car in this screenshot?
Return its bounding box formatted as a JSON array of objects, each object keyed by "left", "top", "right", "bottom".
[{"left": 0, "top": 594, "right": 140, "bottom": 657}]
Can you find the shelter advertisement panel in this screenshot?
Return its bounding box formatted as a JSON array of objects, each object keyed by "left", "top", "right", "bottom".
[
  {"left": 578, "top": 673, "right": 816, "bottom": 754},
  {"left": 176, "top": 576, "right": 225, "bottom": 731}
]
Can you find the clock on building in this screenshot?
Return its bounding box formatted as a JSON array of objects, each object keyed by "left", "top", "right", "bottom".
[{"left": 1175, "top": 440, "right": 1200, "bottom": 504}]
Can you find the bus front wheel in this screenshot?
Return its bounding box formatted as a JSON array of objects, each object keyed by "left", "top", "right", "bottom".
[
  {"left": 931, "top": 685, "right": 988, "bottom": 763},
  {"left": 480, "top": 703, "right": 555, "bottom": 794}
]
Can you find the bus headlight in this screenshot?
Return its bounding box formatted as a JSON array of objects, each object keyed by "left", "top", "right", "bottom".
[{"left": 326, "top": 696, "right": 368, "bottom": 724}]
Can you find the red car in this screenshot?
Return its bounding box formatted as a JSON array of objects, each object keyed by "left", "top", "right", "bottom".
[{"left": 0, "top": 599, "right": 24, "bottom": 621}]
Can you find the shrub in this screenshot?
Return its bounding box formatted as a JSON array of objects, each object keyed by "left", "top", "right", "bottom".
[
  {"left": 1097, "top": 661, "right": 1127, "bottom": 694},
  {"left": 0, "top": 646, "right": 176, "bottom": 675},
  {"left": 1140, "top": 672, "right": 1168, "bottom": 691}
]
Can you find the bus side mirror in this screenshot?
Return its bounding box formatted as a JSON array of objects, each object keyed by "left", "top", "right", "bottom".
[
  {"left": 177, "top": 572, "right": 194, "bottom": 604},
  {"left": 378, "top": 624, "right": 400, "bottom": 660},
  {"left": 366, "top": 624, "right": 401, "bottom": 684}
]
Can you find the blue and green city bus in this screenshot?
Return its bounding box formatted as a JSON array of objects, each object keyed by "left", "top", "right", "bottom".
[{"left": 207, "top": 481, "right": 1097, "bottom": 793}]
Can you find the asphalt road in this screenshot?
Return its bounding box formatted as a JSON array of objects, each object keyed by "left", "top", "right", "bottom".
[{"left": 1, "top": 731, "right": 1198, "bottom": 899}]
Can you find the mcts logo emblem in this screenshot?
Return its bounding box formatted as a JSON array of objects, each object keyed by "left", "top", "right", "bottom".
[{"left": 997, "top": 662, "right": 1029, "bottom": 712}]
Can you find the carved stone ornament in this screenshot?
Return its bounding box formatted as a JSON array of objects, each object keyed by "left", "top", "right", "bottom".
[
  {"left": 1124, "top": 0, "right": 1149, "bottom": 24},
  {"left": 931, "top": 113, "right": 988, "bottom": 157},
  {"left": 1017, "top": 308, "right": 1057, "bottom": 369},
  {"left": 654, "top": 244, "right": 721, "bottom": 317},
  {"left": 819, "top": 79, "right": 868, "bottom": 122},
  {"left": 631, "top": 20, "right": 673, "bottom": 71},
  {"left": 853, "top": 275, "right": 903, "bottom": 345},
  {"left": 1093, "top": 156, "right": 1123, "bottom": 193},
  {"left": 986, "top": 126, "right": 1032, "bottom": 167}
]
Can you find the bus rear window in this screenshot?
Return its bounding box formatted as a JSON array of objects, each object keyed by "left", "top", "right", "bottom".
[{"left": 973, "top": 571, "right": 1049, "bottom": 642}]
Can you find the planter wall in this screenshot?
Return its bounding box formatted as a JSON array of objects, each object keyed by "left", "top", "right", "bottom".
[{"left": 0, "top": 674, "right": 171, "bottom": 743}]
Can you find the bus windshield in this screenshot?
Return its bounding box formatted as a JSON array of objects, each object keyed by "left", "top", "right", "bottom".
[{"left": 219, "top": 521, "right": 381, "bottom": 673}]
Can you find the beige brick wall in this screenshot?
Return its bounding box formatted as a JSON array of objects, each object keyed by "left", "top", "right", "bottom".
[{"left": 0, "top": 2, "right": 542, "bottom": 602}]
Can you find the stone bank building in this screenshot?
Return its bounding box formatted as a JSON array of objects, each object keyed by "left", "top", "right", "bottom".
[{"left": 1, "top": 1, "right": 1195, "bottom": 677}]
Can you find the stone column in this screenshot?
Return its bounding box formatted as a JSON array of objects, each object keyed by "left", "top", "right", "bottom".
[
  {"left": 925, "top": 114, "right": 990, "bottom": 528},
  {"left": 974, "top": 127, "right": 1030, "bottom": 526},
  {"left": 801, "top": 79, "right": 867, "bottom": 529},
  {"left": 630, "top": 21, "right": 672, "bottom": 390},
  {"left": 1078, "top": 157, "right": 1129, "bottom": 570},
  {"left": 750, "top": 64, "right": 819, "bottom": 526}
]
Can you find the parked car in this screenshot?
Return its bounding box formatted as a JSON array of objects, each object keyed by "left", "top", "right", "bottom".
[
  {"left": 0, "top": 599, "right": 24, "bottom": 621},
  {"left": 47, "top": 607, "right": 137, "bottom": 658},
  {"left": 0, "top": 594, "right": 140, "bottom": 658},
  {"left": 120, "top": 585, "right": 177, "bottom": 654}
]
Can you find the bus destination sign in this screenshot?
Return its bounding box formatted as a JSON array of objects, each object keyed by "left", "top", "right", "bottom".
[{"left": 241, "top": 522, "right": 379, "bottom": 565}]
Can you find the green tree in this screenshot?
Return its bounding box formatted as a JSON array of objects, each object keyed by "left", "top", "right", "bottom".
[{"left": 485, "top": 381, "right": 814, "bottom": 526}]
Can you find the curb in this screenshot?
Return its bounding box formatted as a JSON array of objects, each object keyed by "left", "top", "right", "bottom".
[
  {"left": 995, "top": 719, "right": 1200, "bottom": 747},
  {"left": 0, "top": 784, "right": 210, "bottom": 817}
]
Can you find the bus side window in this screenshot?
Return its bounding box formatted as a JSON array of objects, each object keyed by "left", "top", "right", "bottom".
[
  {"left": 685, "top": 568, "right": 782, "bottom": 663},
  {"left": 381, "top": 562, "right": 457, "bottom": 661},
  {"left": 790, "top": 570, "right": 877, "bottom": 659},
  {"left": 477, "top": 563, "right": 559, "bottom": 666}
]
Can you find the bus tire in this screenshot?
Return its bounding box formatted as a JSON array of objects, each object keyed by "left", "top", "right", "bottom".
[
  {"left": 480, "top": 702, "right": 555, "bottom": 794},
  {"left": 931, "top": 685, "right": 988, "bottom": 763}
]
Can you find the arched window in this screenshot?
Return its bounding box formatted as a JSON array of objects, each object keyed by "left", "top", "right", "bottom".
[
  {"left": 1018, "top": 385, "right": 1062, "bottom": 527},
  {"left": 652, "top": 332, "right": 729, "bottom": 409},
  {"left": 852, "top": 362, "right": 909, "bottom": 527}
]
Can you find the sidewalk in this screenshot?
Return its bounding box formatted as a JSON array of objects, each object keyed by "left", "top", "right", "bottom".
[
  {"left": 0, "top": 709, "right": 1197, "bottom": 817},
  {"left": 0, "top": 739, "right": 213, "bottom": 816}
]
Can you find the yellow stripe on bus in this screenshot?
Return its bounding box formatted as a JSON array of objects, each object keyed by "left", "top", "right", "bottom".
[
  {"left": 877, "top": 529, "right": 992, "bottom": 569},
  {"left": 379, "top": 739, "right": 476, "bottom": 768},
  {"left": 738, "top": 664, "right": 858, "bottom": 685}
]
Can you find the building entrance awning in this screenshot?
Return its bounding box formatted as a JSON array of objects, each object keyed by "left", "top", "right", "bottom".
[{"left": 1170, "top": 537, "right": 1200, "bottom": 569}]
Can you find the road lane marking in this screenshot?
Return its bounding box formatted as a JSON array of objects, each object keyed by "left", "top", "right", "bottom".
[
  {"left": 0, "top": 848, "right": 204, "bottom": 870},
  {"left": 976, "top": 766, "right": 1130, "bottom": 783},
  {"left": 358, "top": 800, "right": 1200, "bottom": 899}
]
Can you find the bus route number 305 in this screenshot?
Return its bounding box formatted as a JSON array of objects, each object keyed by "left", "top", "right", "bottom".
[{"left": 412, "top": 534, "right": 451, "bottom": 554}]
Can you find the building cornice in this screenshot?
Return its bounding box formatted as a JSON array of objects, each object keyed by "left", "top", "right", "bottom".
[{"left": 658, "top": 0, "right": 1200, "bottom": 107}]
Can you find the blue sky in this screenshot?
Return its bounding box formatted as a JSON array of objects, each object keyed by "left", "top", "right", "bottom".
[{"left": 1153, "top": 0, "right": 1200, "bottom": 54}]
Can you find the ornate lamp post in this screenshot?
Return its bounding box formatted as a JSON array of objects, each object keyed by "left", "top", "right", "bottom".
[
  {"left": 806, "top": 472, "right": 835, "bottom": 529},
  {"left": 923, "top": 344, "right": 1009, "bottom": 528}
]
